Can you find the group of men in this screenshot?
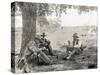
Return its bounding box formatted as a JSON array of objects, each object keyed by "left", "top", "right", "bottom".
[
  {"left": 17, "top": 32, "right": 84, "bottom": 72},
  {"left": 34, "top": 32, "right": 82, "bottom": 60}
]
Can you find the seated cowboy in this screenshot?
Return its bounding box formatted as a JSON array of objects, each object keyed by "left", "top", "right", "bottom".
[
  {"left": 39, "top": 32, "right": 54, "bottom": 56},
  {"left": 66, "top": 33, "right": 82, "bottom": 59}
]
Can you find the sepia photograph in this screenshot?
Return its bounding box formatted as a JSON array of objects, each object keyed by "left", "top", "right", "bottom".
[{"left": 11, "top": 2, "right": 98, "bottom": 73}]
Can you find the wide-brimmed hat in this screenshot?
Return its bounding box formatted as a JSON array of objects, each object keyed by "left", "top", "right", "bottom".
[
  {"left": 41, "top": 32, "right": 47, "bottom": 37},
  {"left": 72, "top": 33, "right": 79, "bottom": 38}
]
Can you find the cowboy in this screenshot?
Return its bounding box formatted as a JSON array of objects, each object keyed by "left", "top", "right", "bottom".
[
  {"left": 72, "top": 33, "right": 79, "bottom": 46},
  {"left": 66, "top": 33, "right": 82, "bottom": 59},
  {"left": 39, "top": 32, "right": 54, "bottom": 56}
]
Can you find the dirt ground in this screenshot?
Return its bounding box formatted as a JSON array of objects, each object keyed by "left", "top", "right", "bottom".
[
  {"left": 29, "top": 26, "right": 97, "bottom": 72},
  {"left": 30, "top": 46, "right": 97, "bottom": 72},
  {"left": 14, "top": 46, "right": 97, "bottom": 73}
]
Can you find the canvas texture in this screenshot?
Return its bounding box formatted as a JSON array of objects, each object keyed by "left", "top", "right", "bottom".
[{"left": 11, "top": 2, "right": 98, "bottom": 73}]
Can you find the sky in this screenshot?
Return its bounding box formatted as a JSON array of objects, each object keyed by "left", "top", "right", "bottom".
[
  {"left": 61, "top": 8, "right": 97, "bottom": 27},
  {"left": 46, "top": 6, "right": 97, "bottom": 27}
]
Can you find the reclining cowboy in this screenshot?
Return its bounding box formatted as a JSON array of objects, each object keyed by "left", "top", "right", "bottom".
[
  {"left": 39, "top": 33, "right": 54, "bottom": 56},
  {"left": 66, "top": 33, "right": 84, "bottom": 59}
]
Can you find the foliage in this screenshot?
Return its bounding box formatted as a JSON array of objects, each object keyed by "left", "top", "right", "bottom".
[{"left": 11, "top": 2, "right": 97, "bottom": 16}]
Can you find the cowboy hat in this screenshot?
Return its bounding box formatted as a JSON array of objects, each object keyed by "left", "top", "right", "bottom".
[{"left": 41, "top": 32, "right": 47, "bottom": 37}]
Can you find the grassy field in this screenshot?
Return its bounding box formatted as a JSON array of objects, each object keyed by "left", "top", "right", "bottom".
[
  {"left": 31, "top": 26, "right": 97, "bottom": 72},
  {"left": 13, "top": 26, "right": 97, "bottom": 73},
  {"left": 30, "top": 46, "right": 97, "bottom": 72}
]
